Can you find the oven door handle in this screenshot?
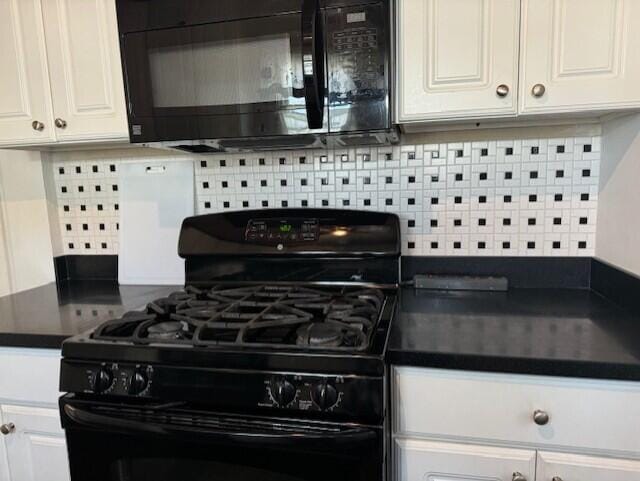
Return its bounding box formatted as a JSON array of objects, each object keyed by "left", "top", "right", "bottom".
[
  {"left": 63, "top": 404, "right": 375, "bottom": 449},
  {"left": 301, "top": 0, "right": 325, "bottom": 129}
]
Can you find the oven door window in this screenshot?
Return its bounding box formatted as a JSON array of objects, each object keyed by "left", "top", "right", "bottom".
[
  {"left": 122, "top": 15, "right": 324, "bottom": 141},
  {"left": 62, "top": 401, "right": 382, "bottom": 481}
]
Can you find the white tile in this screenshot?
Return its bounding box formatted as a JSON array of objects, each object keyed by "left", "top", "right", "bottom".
[
  {"left": 445, "top": 234, "right": 470, "bottom": 255},
  {"left": 469, "top": 234, "right": 495, "bottom": 256},
  {"left": 50, "top": 135, "right": 602, "bottom": 258},
  {"left": 446, "top": 211, "right": 470, "bottom": 234}
]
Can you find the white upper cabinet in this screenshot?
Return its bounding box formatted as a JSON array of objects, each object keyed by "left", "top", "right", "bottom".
[
  {"left": 520, "top": 0, "right": 640, "bottom": 115},
  {"left": 0, "top": 0, "right": 127, "bottom": 147},
  {"left": 41, "top": 0, "right": 128, "bottom": 142},
  {"left": 396, "top": 0, "right": 640, "bottom": 124},
  {"left": 0, "top": 0, "right": 56, "bottom": 146},
  {"left": 397, "top": 0, "right": 521, "bottom": 122}
]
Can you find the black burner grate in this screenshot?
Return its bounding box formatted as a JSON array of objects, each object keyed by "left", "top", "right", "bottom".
[{"left": 92, "top": 285, "right": 386, "bottom": 351}]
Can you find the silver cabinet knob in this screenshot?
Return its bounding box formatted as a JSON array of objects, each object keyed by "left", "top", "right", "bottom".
[
  {"left": 533, "top": 409, "right": 550, "bottom": 425},
  {"left": 31, "top": 120, "right": 45, "bottom": 131},
  {"left": 54, "top": 118, "right": 67, "bottom": 129},
  {"left": 496, "top": 84, "right": 510, "bottom": 97},
  {"left": 512, "top": 472, "right": 527, "bottom": 481},
  {"left": 531, "top": 84, "right": 546, "bottom": 98},
  {"left": 0, "top": 423, "right": 15, "bottom": 435}
]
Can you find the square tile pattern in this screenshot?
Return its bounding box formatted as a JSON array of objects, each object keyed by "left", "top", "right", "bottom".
[{"left": 51, "top": 136, "right": 599, "bottom": 257}]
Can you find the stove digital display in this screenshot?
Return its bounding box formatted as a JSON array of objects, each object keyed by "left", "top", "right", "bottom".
[{"left": 245, "top": 218, "right": 319, "bottom": 243}]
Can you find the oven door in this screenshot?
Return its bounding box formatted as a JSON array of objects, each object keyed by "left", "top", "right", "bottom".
[
  {"left": 120, "top": 1, "right": 327, "bottom": 144},
  {"left": 60, "top": 396, "right": 383, "bottom": 481}
]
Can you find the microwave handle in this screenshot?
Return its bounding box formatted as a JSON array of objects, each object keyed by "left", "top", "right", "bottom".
[
  {"left": 63, "top": 404, "right": 375, "bottom": 450},
  {"left": 301, "top": 0, "right": 325, "bottom": 129}
]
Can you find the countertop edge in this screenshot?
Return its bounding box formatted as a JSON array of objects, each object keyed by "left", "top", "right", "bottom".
[
  {"left": 386, "top": 349, "right": 640, "bottom": 382},
  {"left": 0, "top": 333, "right": 66, "bottom": 350}
]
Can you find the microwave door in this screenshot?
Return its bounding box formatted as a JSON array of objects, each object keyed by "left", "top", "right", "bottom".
[{"left": 121, "top": 13, "right": 328, "bottom": 144}]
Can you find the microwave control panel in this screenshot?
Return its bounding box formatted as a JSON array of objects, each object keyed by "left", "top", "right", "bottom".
[
  {"left": 326, "top": 2, "right": 388, "bottom": 103},
  {"left": 325, "top": 0, "right": 390, "bottom": 131}
]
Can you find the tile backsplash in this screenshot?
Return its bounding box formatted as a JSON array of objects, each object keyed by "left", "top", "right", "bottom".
[{"left": 49, "top": 135, "right": 600, "bottom": 257}]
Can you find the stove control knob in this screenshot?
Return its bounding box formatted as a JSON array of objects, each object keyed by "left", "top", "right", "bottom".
[
  {"left": 272, "top": 379, "right": 296, "bottom": 407},
  {"left": 311, "top": 381, "right": 338, "bottom": 410},
  {"left": 128, "top": 371, "right": 148, "bottom": 395},
  {"left": 92, "top": 367, "right": 114, "bottom": 393}
]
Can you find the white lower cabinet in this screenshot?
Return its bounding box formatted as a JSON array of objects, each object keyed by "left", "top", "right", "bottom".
[
  {"left": 395, "top": 438, "right": 536, "bottom": 481},
  {"left": 0, "top": 349, "right": 69, "bottom": 481},
  {"left": 393, "top": 367, "right": 640, "bottom": 481},
  {"left": 537, "top": 451, "right": 640, "bottom": 481},
  {"left": 0, "top": 405, "right": 70, "bottom": 481}
]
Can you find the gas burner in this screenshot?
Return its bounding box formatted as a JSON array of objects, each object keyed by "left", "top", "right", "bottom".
[
  {"left": 296, "top": 323, "right": 350, "bottom": 347},
  {"left": 91, "top": 284, "right": 387, "bottom": 351},
  {"left": 146, "top": 321, "right": 189, "bottom": 340}
]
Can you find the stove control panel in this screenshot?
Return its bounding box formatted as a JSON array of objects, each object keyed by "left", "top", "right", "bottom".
[
  {"left": 263, "top": 376, "right": 347, "bottom": 412},
  {"left": 61, "top": 360, "right": 383, "bottom": 422},
  {"left": 245, "top": 218, "right": 319, "bottom": 244},
  {"left": 76, "top": 362, "right": 154, "bottom": 397}
]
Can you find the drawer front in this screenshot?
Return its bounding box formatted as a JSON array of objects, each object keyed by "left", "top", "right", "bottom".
[
  {"left": 537, "top": 451, "right": 640, "bottom": 481},
  {"left": 1, "top": 404, "right": 64, "bottom": 436},
  {"left": 393, "top": 367, "right": 640, "bottom": 455},
  {"left": 0, "top": 348, "right": 61, "bottom": 405},
  {"left": 395, "top": 438, "right": 536, "bottom": 481}
]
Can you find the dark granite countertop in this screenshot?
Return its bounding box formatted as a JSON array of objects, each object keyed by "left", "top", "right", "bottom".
[
  {"left": 0, "top": 281, "right": 179, "bottom": 349},
  {"left": 388, "top": 287, "right": 640, "bottom": 381},
  {"left": 3, "top": 280, "right": 640, "bottom": 381}
]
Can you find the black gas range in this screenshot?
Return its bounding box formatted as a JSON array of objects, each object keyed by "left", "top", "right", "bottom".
[{"left": 59, "top": 209, "right": 400, "bottom": 481}]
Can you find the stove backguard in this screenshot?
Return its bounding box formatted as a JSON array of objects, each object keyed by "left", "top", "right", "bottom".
[{"left": 178, "top": 209, "right": 400, "bottom": 286}]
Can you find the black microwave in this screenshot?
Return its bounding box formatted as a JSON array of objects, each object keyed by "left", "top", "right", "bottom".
[{"left": 115, "top": 0, "right": 396, "bottom": 152}]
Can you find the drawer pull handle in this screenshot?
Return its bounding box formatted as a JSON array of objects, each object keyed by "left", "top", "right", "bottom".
[
  {"left": 533, "top": 409, "right": 550, "bottom": 425},
  {"left": 512, "top": 472, "right": 527, "bottom": 481},
  {"left": 0, "top": 423, "right": 15, "bottom": 435},
  {"left": 552, "top": 477, "right": 563, "bottom": 481}
]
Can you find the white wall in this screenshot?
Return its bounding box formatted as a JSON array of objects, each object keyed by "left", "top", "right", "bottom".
[
  {"left": 0, "top": 150, "right": 55, "bottom": 294},
  {"left": 597, "top": 114, "right": 640, "bottom": 276},
  {"left": 41, "top": 152, "right": 64, "bottom": 257},
  {"left": 0, "top": 214, "right": 12, "bottom": 297}
]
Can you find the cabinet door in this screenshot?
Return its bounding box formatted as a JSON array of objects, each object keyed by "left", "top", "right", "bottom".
[
  {"left": 41, "top": 0, "right": 128, "bottom": 143},
  {"left": 397, "top": 0, "right": 520, "bottom": 122},
  {"left": 521, "top": 0, "right": 640, "bottom": 114},
  {"left": 1, "top": 405, "right": 70, "bottom": 481},
  {"left": 537, "top": 451, "right": 640, "bottom": 481},
  {"left": 395, "top": 438, "right": 536, "bottom": 481},
  {"left": 0, "top": 0, "right": 56, "bottom": 146},
  {"left": 0, "top": 411, "right": 10, "bottom": 481}
]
